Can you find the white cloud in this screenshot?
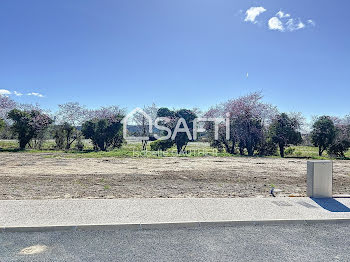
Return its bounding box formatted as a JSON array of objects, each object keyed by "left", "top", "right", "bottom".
[
  {"left": 286, "top": 19, "right": 305, "bottom": 31},
  {"left": 0, "top": 89, "right": 11, "bottom": 96},
  {"left": 307, "top": 19, "right": 316, "bottom": 26},
  {"left": 27, "top": 92, "right": 44, "bottom": 98},
  {"left": 268, "top": 17, "right": 284, "bottom": 31},
  {"left": 0, "top": 89, "right": 45, "bottom": 98},
  {"left": 276, "top": 11, "right": 290, "bottom": 18},
  {"left": 244, "top": 7, "right": 314, "bottom": 33},
  {"left": 297, "top": 21, "right": 305, "bottom": 29},
  {"left": 14, "top": 91, "right": 23, "bottom": 96},
  {"left": 244, "top": 7, "right": 267, "bottom": 23}
]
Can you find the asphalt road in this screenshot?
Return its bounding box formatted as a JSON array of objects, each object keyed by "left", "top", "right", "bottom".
[{"left": 0, "top": 223, "right": 349, "bottom": 262}]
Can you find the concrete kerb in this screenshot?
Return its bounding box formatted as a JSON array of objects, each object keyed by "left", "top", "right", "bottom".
[{"left": 2, "top": 218, "right": 350, "bottom": 233}]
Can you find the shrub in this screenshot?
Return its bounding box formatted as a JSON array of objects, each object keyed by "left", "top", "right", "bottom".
[
  {"left": 0, "top": 121, "right": 15, "bottom": 139},
  {"left": 75, "top": 136, "right": 85, "bottom": 151},
  {"left": 327, "top": 125, "right": 350, "bottom": 158},
  {"left": 210, "top": 140, "right": 224, "bottom": 153},
  {"left": 285, "top": 147, "right": 295, "bottom": 156},
  {"left": 150, "top": 140, "right": 174, "bottom": 151},
  {"left": 53, "top": 122, "right": 79, "bottom": 150},
  {"left": 0, "top": 118, "right": 4, "bottom": 132},
  {"left": 328, "top": 142, "right": 350, "bottom": 158},
  {"left": 53, "top": 126, "right": 65, "bottom": 149},
  {"left": 257, "top": 139, "right": 277, "bottom": 156}
]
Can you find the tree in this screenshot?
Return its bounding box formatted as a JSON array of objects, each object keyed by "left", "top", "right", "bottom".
[
  {"left": 53, "top": 125, "right": 65, "bottom": 150},
  {"left": 311, "top": 116, "right": 336, "bottom": 156},
  {"left": 53, "top": 122, "right": 80, "bottom": 150},
  {"left": 204, "top": 105, "right": 235, "bottom": 154},
  {"left": 8, "top": 109, "right": 53, "bottom": 149},
  {"left": 87, "top": 106, "right": 125, "bottom": 121},
  {"left": 30, "top": 110, "right": 53, "bottom": 149},
  {"left": 155, "top": 107, "right": 197, "bottom": 153},
  {"left": 327, "top": 124, "right": 350, "bottom": 158},
  {"left": 82, "top": 114, "right": 124, "bottom": 151},
  {"left": 56, "top": 102, "right": 88, "bottom": 126},
  {"left": 0, "top": 118, "right": 4, "bottom": 133},
  {"left": 268, "top": 113, "right": 302, "bottom": 158},
  {"left": 0, "top": 118, "right": 8, "bottom": 142},
  {"left": 173, "top": 109, "right": 197, "bottom": 153},
  {"left": 256, "top": 137, "right": 277, "bottom": 156},
  {"left": 204, "top": 92, "right": 277, "bottom": 156},
  {"left": 234, "top": 112, "right": 263, "bottom": 156},
  {"left": 75, "top": 135, "right": 85, "bottom": 151},
  {"left": 0, "top": 95, "right": 17, "bottom": 120}
]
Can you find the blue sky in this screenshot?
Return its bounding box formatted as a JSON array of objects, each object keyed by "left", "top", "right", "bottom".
[{"left": 0, "top": 0, "right": 349, "bottom": 119}]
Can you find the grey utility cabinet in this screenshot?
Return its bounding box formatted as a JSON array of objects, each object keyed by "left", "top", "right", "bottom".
[{"left": 307, "top": 160, "right": 333, "bottom": 198}]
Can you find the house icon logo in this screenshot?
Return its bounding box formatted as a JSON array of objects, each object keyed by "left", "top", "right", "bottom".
[{"left": 122, "top": 107, "right": 153, "bottom": 141}]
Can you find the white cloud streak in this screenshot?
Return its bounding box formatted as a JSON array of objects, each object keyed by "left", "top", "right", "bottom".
[
  {"left": 14, "top": 91, "right": 23, "bottom": 96},
  {"left": 276, "top": 11, "right": 290, "bottom": 18},
  {"left": 307, "top": 19, "right": 316, "bottom": 26},
  {"left": 244, "top": 7, "right": 267, "bottom": 23},
  {"left": 27, "top": 92, "right": 44, "bottom": 98},
  {"left": 0, "top": 89, "right": 45, "bottom": 98},
  {"left": 298, "top": 21, "right": 305, "bottom": 29},
  {"left": 286, "top": 19, "right": 305, "bottom": 31},
  {"left": 0, "top": 89, "right": 11, "bottom": 96}
]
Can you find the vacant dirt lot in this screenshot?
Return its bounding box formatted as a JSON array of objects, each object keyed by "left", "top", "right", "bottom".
[{"left": 0, "top": 153, "right": 349, "bottom": 200}]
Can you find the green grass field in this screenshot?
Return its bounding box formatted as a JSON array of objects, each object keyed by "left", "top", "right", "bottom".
[{"left": 0, "top": 139, "right": 349, "bottom": 159}]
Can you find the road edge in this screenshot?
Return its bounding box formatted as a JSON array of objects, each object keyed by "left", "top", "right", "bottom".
[{"left": 2, "top": 218, "right": 350, "bottom": 233}]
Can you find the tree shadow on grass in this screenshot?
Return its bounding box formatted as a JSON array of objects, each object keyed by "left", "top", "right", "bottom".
[
  {"left": 0, "top": 148, "right": 96, "bottom": 154},
  {"left": 311, "top": 198, "right": 350, "bottom": 212},
  {"left": 0, "top": 148, "right": 24, "bottom": 152}
]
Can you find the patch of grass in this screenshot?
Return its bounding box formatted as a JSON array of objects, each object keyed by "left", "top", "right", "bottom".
[
  {"left": 1, "top": 140, "right": 350, "bottom": 160},
  {"left": 286, "top": 146, "right": 350, "bottom": 160}
]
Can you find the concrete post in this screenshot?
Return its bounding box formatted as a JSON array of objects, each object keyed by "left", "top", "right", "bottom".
[{"left": 307, "top": 160, "right": 333, "bottom": 198}]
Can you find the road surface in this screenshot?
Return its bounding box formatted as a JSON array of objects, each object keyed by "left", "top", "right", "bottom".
[{"left": 0, "top": 223, "right": 348, "bottom": 262}]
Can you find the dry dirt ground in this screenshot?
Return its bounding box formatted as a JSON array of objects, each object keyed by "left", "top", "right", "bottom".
[{"left": 0, "top": 152, "right": 350, "bottom": 200}]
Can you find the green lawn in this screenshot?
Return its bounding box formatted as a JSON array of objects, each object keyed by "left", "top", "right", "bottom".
[
  {"left": 0, "top": 139, "right": 349, "bottom": 159},
  {"left": 286, "top": 146, "right": 350, "bottom": 159}
]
